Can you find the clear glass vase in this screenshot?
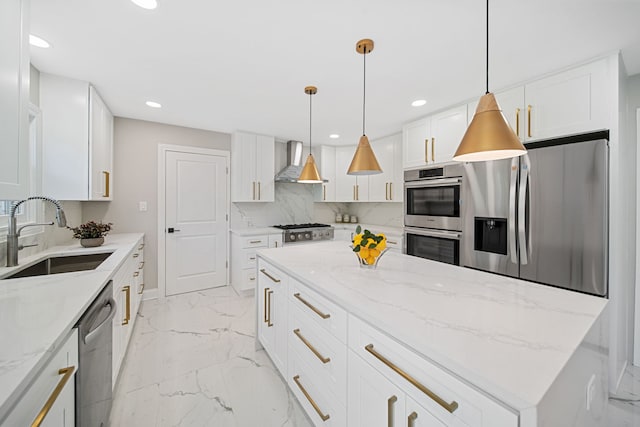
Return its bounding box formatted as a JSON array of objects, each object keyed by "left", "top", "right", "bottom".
[{"left": 351, "top": 247, "right": 389, "bottom": 269}]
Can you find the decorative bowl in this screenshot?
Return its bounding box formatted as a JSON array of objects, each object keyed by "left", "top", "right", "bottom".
[{"left": 351, "top": 246, "right": 388, "bottom": 269}]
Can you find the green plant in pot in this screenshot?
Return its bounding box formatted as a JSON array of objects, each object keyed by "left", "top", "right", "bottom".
[{"left": 68, "top": 221, "right": 113, "bottom": 247}]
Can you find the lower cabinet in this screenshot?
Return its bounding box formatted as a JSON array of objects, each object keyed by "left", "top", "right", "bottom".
[
  {"left": 257, "top": 259, "right": 288, "bottom": 374},
  {"left": 231, "top": 232, "right": 282, "bottom": 293},
  {"left": 2, "top": 329, "right": 78, "bottom": 427}
]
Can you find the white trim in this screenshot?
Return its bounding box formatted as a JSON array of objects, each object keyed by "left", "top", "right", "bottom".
[
  {"left": 142, "top": 287, "right": 159, "bottom": 301},
  {"left": 634, "top": 107, "right": 640, "bottom": 366},
  {"left": 157, "top": 144, "right": 230, "bottom": 299}
]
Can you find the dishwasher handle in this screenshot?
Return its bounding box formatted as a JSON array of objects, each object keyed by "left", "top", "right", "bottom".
[{"left": 83, "top": 298, "right": 117, "bottom": 345}]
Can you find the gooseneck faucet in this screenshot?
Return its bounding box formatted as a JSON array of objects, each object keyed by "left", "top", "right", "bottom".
[{"left": 6, "top": 196, "right": 67, "bottom": 267}]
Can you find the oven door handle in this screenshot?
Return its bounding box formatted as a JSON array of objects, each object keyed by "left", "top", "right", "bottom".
[
  {"left": 405, "top": 228, "right": 461, "bottom": 240},
  {"left": 404, "top": 178, "right": 462, "bottom": 188}
]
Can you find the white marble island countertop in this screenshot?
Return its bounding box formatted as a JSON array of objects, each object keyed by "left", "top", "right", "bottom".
[
  {"left": 0, "top": 233, "right": 143, "bottom": 420},
  {"left": 257, "top": 241, "right": 607, "bottom": 412}
]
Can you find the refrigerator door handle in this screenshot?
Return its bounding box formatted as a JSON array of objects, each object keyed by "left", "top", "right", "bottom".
[
  {"left": 508, "top": 157, "right": 518, "bottom": 264},
  {"left": 518, "top": 155, "right": 531, "bottom": 265}
]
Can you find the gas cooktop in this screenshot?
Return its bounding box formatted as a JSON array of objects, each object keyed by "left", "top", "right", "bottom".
[
  {"left": 272, "top": 223, "right": 334, "bottom": 243},
  {"left": 272, "top": 223, "right": 332, "bottom": 230}
]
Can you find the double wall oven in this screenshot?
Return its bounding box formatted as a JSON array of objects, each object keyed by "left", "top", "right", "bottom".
[{"left": 404, "top": 164, "right": 465, "bottom": 265}]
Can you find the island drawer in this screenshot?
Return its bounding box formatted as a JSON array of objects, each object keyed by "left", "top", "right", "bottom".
[
  {"left": 348, "top": 315, "right": 518, "bottom": 427},
  {"left": 288, "top": 348, "right": 347, "bottom": 427},
  {"left": 289, "top": 304, "right": 347, "bottom": 402},
  {"left": 289, "top": 278, "right": 347, "bottom": 344}
]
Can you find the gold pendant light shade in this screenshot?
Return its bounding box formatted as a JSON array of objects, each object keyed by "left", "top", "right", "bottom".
[
  {"left": 453, "top": 93, "right": 526, "bottom": 162},
  {"left": 347, "top": 38, "right": 383, "bottom": 176},
  {"left": 298, "top": 86, "right": 323, "bottom": 183},
  {"left": 347, "top": 135, "right": 382, "bottom": 175}
]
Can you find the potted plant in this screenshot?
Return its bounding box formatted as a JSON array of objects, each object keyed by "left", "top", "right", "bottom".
[{"left": 68, "top": 221, "right": 113, "bottom": 247}]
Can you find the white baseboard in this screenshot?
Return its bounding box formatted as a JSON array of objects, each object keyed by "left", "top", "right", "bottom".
[{"left": 142, "top": 288, "right": 159, "bottom": 301}]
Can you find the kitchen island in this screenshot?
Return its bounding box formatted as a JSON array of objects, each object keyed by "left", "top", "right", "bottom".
[{"left": 256, "top": 241, "right": 608, "bottom": 426}]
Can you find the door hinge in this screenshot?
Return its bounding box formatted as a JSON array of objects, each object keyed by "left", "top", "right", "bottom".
[
  {"left": 226, "top": 214, "right": 228, "bottom": 221},
  {"left": 226, "top": 167, "right": 229, "bottom": 174},
  {"left": 226, "top": 260, "right": 228, "bottom": 268}
]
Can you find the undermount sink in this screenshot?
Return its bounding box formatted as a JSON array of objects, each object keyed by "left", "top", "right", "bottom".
[{"left": 2, "top": 252, "right": 113, "bottom": 279}]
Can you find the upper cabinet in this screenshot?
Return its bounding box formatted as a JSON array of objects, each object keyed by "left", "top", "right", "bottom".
[
  {"left": 40, "top": 73, "right": 114, "bottom": 201},
  {"left": 318, "top": 145, "right": 336, "bottom": 202},
  {"left": 334, "top": 146, "right": 366, "bottom": 202},
  {"left": 368, "top": 133, "right": 403, "bottom": 202},
  {"left": 231, "top": 132, "right": 275, "bottom": 202},
  {"left": 468, "top": 59, "right": 610, "bottom": 143},
  {"left": 0, "top": 0, "right": 30, "bottom": 200},
  {"left": 402, "top": 105, "right": 467, "bottom": 169}
]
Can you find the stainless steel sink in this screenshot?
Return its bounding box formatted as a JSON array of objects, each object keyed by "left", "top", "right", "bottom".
[{"left": 2, "top": 252, "right": 113, "bottom": 279}]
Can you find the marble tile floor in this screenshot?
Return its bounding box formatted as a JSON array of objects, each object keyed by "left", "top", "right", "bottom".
[
  {"left": 108, "top": 286, "right": 313, "bottom": 427},
  {"left": 110, "top": 285, "right": 640, "bottom": 427}
]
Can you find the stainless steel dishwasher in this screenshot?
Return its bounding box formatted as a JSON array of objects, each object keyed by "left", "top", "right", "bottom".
[{"left": 76, "top": 281, "right": 116, "bottom": 427}]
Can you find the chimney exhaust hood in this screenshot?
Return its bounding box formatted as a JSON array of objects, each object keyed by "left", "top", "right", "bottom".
[{"left": 274, "top": 141, "right": 327, "bottom": 183}]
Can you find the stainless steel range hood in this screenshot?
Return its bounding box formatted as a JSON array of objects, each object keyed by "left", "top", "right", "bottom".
[{"left": 274, "top": 140, "right": 327, "bottom": 183}]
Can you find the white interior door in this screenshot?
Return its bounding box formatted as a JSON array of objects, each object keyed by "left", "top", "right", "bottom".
[{"left": 165, "top": 150, "right": 228, "bottom": 296}]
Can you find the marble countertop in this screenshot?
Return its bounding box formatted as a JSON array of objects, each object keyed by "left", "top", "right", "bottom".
[
  {"left": 257, "top": 241, "right": 607, "bottom": 411},
  {"left": 0, "top": 233, "right": 143, "bottom": 420},
  {"left": 230, "top": 227, "right": 283, "bottom": 236}
]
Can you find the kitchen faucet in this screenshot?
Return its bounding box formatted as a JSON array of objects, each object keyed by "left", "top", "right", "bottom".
[{"left": 6, "top": 196, "right": 67, "bottom": 267}]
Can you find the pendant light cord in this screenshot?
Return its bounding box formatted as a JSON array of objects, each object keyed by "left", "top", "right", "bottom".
[
  {"left": 362, "top": 47, "right": 367, "bottom": 135},
  {"left": 309, "top": 90, "right": 312, "bottom": 153},
  {"left": 486, "top": 0, "right": 489, "bottom": 94}
]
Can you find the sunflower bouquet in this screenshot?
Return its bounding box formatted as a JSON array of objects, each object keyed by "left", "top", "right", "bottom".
[{"left": 351, "top": 225, "right": 388, "bottom": 268}]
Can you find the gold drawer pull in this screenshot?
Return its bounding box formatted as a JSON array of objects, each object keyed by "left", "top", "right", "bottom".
[
  {"left": 431, "top": 137, "right": 435, "bottom": 162},
  {"left": 138, "top": 283, "right": 144, "bottom": 295},
  {"left": 249, "top": 240, "right": 263, "bottom": 244},
  {"left": 267, "top": 289, "right": 273, "bottom": 327},
  {"left": 102, "top": 171, "right": 110, "bottom": 198},
  {"left": 260, "top": 268, "right": 281, "bottom": 283},
  {"left": 253, "top": 181, "right": 256, "bottom": 200},
  {"left": 293, "top": 329, "right": 330, "bottom": 363},
  {"left": 365, "top": 344, "right": 458, "bottom": 413},
  {"left": 133, "top": 271, "right": 140, "bottom": 277},
  {"left": 424, "top": 139, "right": 428, "bottom": 163},
  {"left": 139, "top": 261, "right": 144, "bottom": 269},
  {"left": 294, "top": 293, "right": 330, "bottom": 319},
  {"left": 387, "top": 240, "right": 398, "bottom": 245},
  {"left": 389, "top": 182, "right": 393, "bottom": 200},
  {"left": 258, "top": 181, "right": 261, "bottom": 200},
  {"left": 408, "top": 411, "right": 418, "bottom": 427},
  {"left": 249, "top": 256, "right": 256, "bottom": 261},
  {"left": 527, "top": 104, "right": 532, "bottom": 137},
  {"left": 293, "top": 375, "right": 330, "bottom": 421},
  {"left": 323, "top": 185, "right": 326, "bottom": 201},
  {"left": 31, "top": 365, "right": 76, "bottom": 427},
  {"left": 515, "top": 107, "right": 521, "bottom": 136},
  {"left": 122, "top": 286, "right": 131, "bottom": 325},
  {"left": 388, "top": 395, "right": 397, "bottom": 427},
  {"left": 138, "top": 243, "right": 145, "bottom": 250},
  {"left": 133, "top": 253, "right": 139, "bottom": 258}
]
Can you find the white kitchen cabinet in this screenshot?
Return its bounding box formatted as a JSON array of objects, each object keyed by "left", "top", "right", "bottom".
[
  {"left": 257, "top": 259, "right": 288, "bottom": 375},
  {"left": 468, "top": 86, "right": 526, "bottom": 141},
  {"left": 430, "top": 105, "right": 468, "bottom": 164},
  {"left": 40, "top": 74, "right": 113, "bottom": 201},
  {"left": 0, "top": 0, "right": 30, "bottom": 200},
  {"left": 231, "top": 232, "right": 281, "bottom": 293},
  {"left": 369, "top": 133, "right": 403, "bottom": 202},
  {"left": 318, "top": 145, "right": 336, "bottom": 202},
  {"left": 402, "top": 118, "right": 431, "bottom": 169},
  {"left": 334, "top": 146, "right": 368, "bottom": 202},
  {"left": 2, "top": 329, "right": 78, "bottom": 427},
  {"left": 231, "top": 132, "right": 275, "bottom": 202}
]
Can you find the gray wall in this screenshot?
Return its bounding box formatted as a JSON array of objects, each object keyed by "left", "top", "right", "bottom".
[{"left": 83, "top": 118, "right": 231, "bottom": 292}]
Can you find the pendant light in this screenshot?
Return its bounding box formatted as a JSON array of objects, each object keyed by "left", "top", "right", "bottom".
[
  {"left": 347, "top": 39, "right": 382, "bottom": 175},
  {"left": 453, "top": 0, "right": 526, "bottom": 162},
  {"left": 298, "top": 86, "right": 323, "bottom": 183}
]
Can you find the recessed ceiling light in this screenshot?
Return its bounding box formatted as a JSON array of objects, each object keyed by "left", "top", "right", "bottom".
[
  {"left": 329, "top": 134, "right": 340, "bottom": 139},
  {"left": 145, "top": 101, "right": 162, "bottom": 108},
  {"left": 131, "top": 0, "right": 158, "bottom": 10},
  {"left": 411, "top": 99, "right": 427, "bottom": 107},
  {"left": 29, "top": 35, "right": 50, "bottom": 48}
]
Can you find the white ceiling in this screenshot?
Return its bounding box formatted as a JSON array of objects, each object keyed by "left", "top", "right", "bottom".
[{"left": 30, "top": 0, "right": 640, "bottom": 146}]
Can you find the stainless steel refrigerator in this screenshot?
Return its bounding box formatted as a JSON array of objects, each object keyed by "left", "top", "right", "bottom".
[{"left": 462, "top": 131, "right": 609, "bottom": 297}]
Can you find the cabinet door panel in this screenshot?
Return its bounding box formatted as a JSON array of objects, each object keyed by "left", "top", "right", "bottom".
[
  {"left": 406, "top": 396, "right": 448, "bottom": 427},
  {"left": 431, "top": 105, "right": 467, "bottom": 165},
  {"left": 495, "top": 87, "right": 525, "bottom": 140},
  {"left": 89, "top": 87, "right": 113, "bottom": 201},
  {"left": 256, "top": 135, "right": 275, "bottom": 201},
  {"left": 369, "top": 136, "right": 395, "bottom": 202},
  {"left": 319, "top": 145, "right": 336, "bottom": 201},
  {"left": 403, "top": 118, "right": 430, "bottom": 169},
  {"left": 334, "top": 146, "right": 357, "bottom": 201}
]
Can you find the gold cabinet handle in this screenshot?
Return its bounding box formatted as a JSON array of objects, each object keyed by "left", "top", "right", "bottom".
[
  {"left": 408, "top": 411, "right": 418, "bottom": 427},
  {"left": 388, "top": 395, "right": 397, "bottom": 427},
  {"left": 365, "top": 344, "right": 458, "bottom": 413},
  {"left": 122, "top": 286, "right": 131, "bottom": 325},
  {"left": 250, "top": 240, "right": 263, "bottom": 244},
  {"left": 133, "top": 271, "right": 140, "bottom": 277},
  {"left": 293, "top": 329, "right": 331, "bottom": 364},
  {"left": 323, "top": 185, "right": 326, "bottom": 201},
  {"left": 260, "top": 268, "right": 281, "bottom": 283},
  {"left": 431, "top": 137, "right": 435, "bottom": 162},
  {"left": 267, "top": 289, "right": 273, "bottom": 327},
  {"left": 294, "top": 293, "right": 330, "bottom": 319},
  {"left": 31, "top": 365, "right": 76, "bottom": 427},
  {"left": 385, "top": 182, "right": 389, "bottom": 200},
  {"left": 424, "top": 138, "right": 428, "bottom": 163},
  {"left": 249, "top": 256, "right": 256, "bottom": 261},
  {"left": 293, "top": 375, "right": 330, "bottom": 421},
  {"left": 249, "top": 277, "right": 256, "bottom": 281},
  {"left": 389, "top": 182, "right": 393, "bottom": 200},
  {"left": 527, "top": 105, "right": 532, "bottom": 137},
  {"left": 275, "top": 241, "right": 278, "bottom": 248},
  {"left": 139, "top": 261, "right": 144, "bottom": 269},
  {"left": 258, "top": 181, "right": 261, "bottom": 200},
  {"left": 253, "top": 181, "right": 256, "bottom": 200},
  {"left": 102, "top": 171, "right": 110, "bottom": 198},
  {"left": 356, "top": 184, "right": 359, "bottom": 201},
  {"left": 263, "top": 287, "right": 270, "bottom": 323},
  {"left": 138, "top": 243, "right": 145, "bottom": 250},
  {"left": 353, "top": 185, "right": 356, "bottom": 200},
  {"left": 138, "top": 283, "right": 144, "bottom": 295},
  {"left": 133, "top": 253, "right": 139, "bottom": 258},
  {"left": 515, "top": 107, "right": 521, "bottom": 136}
]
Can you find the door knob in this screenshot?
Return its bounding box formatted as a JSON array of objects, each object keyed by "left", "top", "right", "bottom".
[{"left": 167, "top": 227, "right": 181, "bottom": 233}]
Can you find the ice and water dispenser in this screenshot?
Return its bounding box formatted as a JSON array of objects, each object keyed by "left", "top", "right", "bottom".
[{"left": 474, "top": 217, "right": 507, "bottom": 255}]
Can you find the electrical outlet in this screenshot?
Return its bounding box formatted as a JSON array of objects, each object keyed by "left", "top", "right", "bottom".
[
  {"left": 586, "top": 374, "right": 596, "bottom": 411},
  {"left": 139, "top": 201, "right": 148, "bottom": 212}
]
